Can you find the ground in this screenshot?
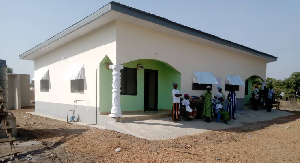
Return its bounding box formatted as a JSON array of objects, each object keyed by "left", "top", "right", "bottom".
[{"left": 0, "top": 101, "right": 300, "bottom": 163}]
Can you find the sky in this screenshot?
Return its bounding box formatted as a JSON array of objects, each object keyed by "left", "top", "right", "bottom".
[{"left": 1, "top": 0, "right": 299, "bottom": 80}]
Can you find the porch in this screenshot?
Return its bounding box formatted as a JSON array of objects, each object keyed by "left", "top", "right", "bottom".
[{"left": 99, "top": 109, "right": 172, "bottom": 122}]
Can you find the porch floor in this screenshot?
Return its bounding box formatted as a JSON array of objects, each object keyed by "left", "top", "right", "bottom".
[{"left": 103, "top": 109, "right": 293, "bottom": 140}]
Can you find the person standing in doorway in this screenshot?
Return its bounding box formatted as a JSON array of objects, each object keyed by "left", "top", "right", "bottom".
[
  {"left": 227, "top": 88, "right": 237, "bottom": 120},
  {"left": 172, "top": 83, "right": 182, "bottom": 122},
  {"left": 252, "top": 85, "right": 260, "bottom": 111},
  {"left": 202, "top": 86, "right": 213, "bottom": 123}
]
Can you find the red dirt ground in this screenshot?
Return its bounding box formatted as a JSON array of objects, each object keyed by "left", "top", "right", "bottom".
[{"left": 0, "top": 101, "right": 299, "bottom": 162}]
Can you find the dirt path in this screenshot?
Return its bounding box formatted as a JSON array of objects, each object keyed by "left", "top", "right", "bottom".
[{"left": 1, "top": 106, "right": 300, "bottom": 162}]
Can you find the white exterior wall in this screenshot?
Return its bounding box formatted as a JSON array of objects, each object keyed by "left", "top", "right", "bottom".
[
  {"left": 116, "top": 21, "right": 267, "bottom": 98},
  {"left": 33, "top": 22, "right": 117, "bottom": 122}
]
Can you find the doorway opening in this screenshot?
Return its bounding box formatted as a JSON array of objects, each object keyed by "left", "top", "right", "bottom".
[{"left": 144, "top": 69, "right": 158, "bottom": 111}]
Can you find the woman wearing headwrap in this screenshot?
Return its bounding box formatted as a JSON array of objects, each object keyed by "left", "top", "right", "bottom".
[
  {"left": 214, "top": 87, "right": 225, "bottom": 104},
  {"left": 252, "top": 84, "right": 260, "bottom": 111},
  {"left": 202, "top": 86, "right": 213, "bottom": 122}
]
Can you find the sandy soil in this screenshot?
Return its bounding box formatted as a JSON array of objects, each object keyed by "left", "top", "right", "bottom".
[{"left": 0, "top": 101, "right": 300, "bottom": 163}]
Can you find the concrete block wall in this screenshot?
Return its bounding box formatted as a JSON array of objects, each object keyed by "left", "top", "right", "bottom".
[{"left": 7, "top": 74, "right": 31, "bottom": 109}]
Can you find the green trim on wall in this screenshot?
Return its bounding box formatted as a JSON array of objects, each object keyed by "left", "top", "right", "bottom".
[
  {"left": 99, "top": 58, "right": 181, "bottom": 113},
  {"left": 244, "top": 75, "right": 264, "bottom": 105},
  {"left": 99, "top": 56, "right": 113, "bottom": 113},
  {"left": 244, "top": 80, "right": 253, "bottom": 105},
  {"left": 121, "top": 59, "right": 181, "bottom": 111}
]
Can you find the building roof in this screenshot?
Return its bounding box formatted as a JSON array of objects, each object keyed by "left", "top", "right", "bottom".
[{"left": 19, "top": 1, "right": 277, "bottom": 62}]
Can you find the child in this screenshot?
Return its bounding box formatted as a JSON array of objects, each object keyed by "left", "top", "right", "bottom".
[
  {"left": 181, "top": 94, "right": 197, "bottom": 120},
  {"left": 215, "top": 97, "right": 230, "bottom": 125}
]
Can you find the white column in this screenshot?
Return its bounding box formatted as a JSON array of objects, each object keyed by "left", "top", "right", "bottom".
[{"left": 109, "top": 65, "right": 123, "bottom": 117}]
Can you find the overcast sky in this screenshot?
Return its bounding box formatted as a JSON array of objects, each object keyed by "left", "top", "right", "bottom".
[{"left": 1, "top": 0, "right": 299, "bottom": 80}]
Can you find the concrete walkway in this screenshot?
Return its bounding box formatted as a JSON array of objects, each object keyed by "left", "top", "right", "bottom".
[
  {"left": 29, "top": 109, "right": 294, "bottom": 140},
  {"left": 103, "top": 109, "right": 293, "bottom": 140}
]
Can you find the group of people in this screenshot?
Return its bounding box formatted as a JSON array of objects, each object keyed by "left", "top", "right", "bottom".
[
  {"left": 172, "top": 83, "right": 236, "bottom": 125},
  {"left": 252, "top": 84, "right": 275, "bottom": 112},
  {"left": 172, "top": 83, "right": 197, "bottom": 122},
  {"left": 202, "top": 86, "right": 236, "bottom": 125}
]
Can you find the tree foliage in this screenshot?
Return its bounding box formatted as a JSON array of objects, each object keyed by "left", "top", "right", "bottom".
[
  {"left": 7, "top": 67, "right": 13, "bottom": 74},
  {"left": 266, "top": 72, "right": 300, "bottom": 99}
]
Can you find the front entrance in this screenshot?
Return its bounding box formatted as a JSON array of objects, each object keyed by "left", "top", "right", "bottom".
[{"left": 144, "top": 69, "right": 158, "bottom": 111}]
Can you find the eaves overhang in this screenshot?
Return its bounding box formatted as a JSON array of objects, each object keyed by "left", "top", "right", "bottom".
[{"left": 19, "top": 1, "right": 277, "bottom": 63}]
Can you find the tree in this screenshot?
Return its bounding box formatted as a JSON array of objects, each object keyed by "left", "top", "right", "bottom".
[
  {"left": 265, "top": 78, "right": 284, "bottom": 98},
  {"left": 266, "top": 72, "right": 300, "bottom": 100},
  {"left": 7, "top": 67, "right": 13, "bottom": 74},
  {"left": 30, "top": 80, "right": 34, "bottom": 88},
  {"left": 285, "top": 72, "right": 300, "bottom": 97}
]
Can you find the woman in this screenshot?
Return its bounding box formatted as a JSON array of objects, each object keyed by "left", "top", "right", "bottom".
[
  {"left": 227, "top": 88, "right": 237, "bottom": 120},
  {"left": 202, "top": 86, "right": 213, "bottom": 122},
  {"left": 252, "top": 85, "right": 260, "bottom": 111}
]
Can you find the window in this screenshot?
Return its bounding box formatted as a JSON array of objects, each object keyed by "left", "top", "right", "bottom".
[
  {"left": 121, "top": 67, "right": 137, "bottom": 95},
  {"left": 192, "top": 83, "right": 212, "bottom": 90},
  {"left": 40, "top": 80, "right": 49, "bottom": 92},
  {"left": 225, "top": 84, "right": 239, "bottom": 91},
  {"left": 71, "top": 79, "right": 84, "bottom": 93}
]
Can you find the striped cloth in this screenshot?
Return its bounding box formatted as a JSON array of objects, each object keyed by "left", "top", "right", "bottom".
[{"left": 227, "top": 91, "right": 236, "bottom": 118}]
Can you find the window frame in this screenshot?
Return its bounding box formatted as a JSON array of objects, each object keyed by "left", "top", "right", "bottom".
[
  {"left": 71, "top": 79, "right": 84, "bottom": 93},
  {"left": 192, "top": 83, "right": 212, "bottom": 90},
  {"left": 120, "top": 67, "right": 137, "bottom": 96},
  {"left": 225, "top": 84, "right": 239, "bottom": 91},
  {"left": 40, "top": 80, "right": 50, "bottom": 92}
]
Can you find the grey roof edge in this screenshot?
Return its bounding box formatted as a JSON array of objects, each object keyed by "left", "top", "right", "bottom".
[
  {"left": 20, "top": 1, "right": 277, "bottom": 62},
  {"left": 19, "top": 3, "right": 113, "bottom": 59},
  {"left": 110, "top": 2, "right": 277, "bottom": 61}
]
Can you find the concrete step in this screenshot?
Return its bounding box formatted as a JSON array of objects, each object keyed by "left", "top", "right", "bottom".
[{"left": 119, "top": 113, "right": 172, "bottom": 122}]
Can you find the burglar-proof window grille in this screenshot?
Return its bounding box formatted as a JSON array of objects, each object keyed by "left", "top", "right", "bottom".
[
  {"left": 225, "top": 84, "right": 239, "bottom": 91},
  {"left": 40, "top": 80, "right": 49, "bottom": 92},
  {"left": 121, "top": 67, "right": 137, "bottom": 95},
  {"left": 71, "top": 79, "right": 84, "bottom": 93},
  {"left": 192, "top": 83, "right": 212, "bottom": 90}
]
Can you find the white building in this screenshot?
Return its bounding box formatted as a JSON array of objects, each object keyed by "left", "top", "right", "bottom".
[{"left": 20, "top": 2, "right": 277, "bottom": 124}]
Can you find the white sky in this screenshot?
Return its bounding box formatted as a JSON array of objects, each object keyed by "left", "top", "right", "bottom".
[{"left": 1, "top": 0, "right": 299, "bottom": 80}]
